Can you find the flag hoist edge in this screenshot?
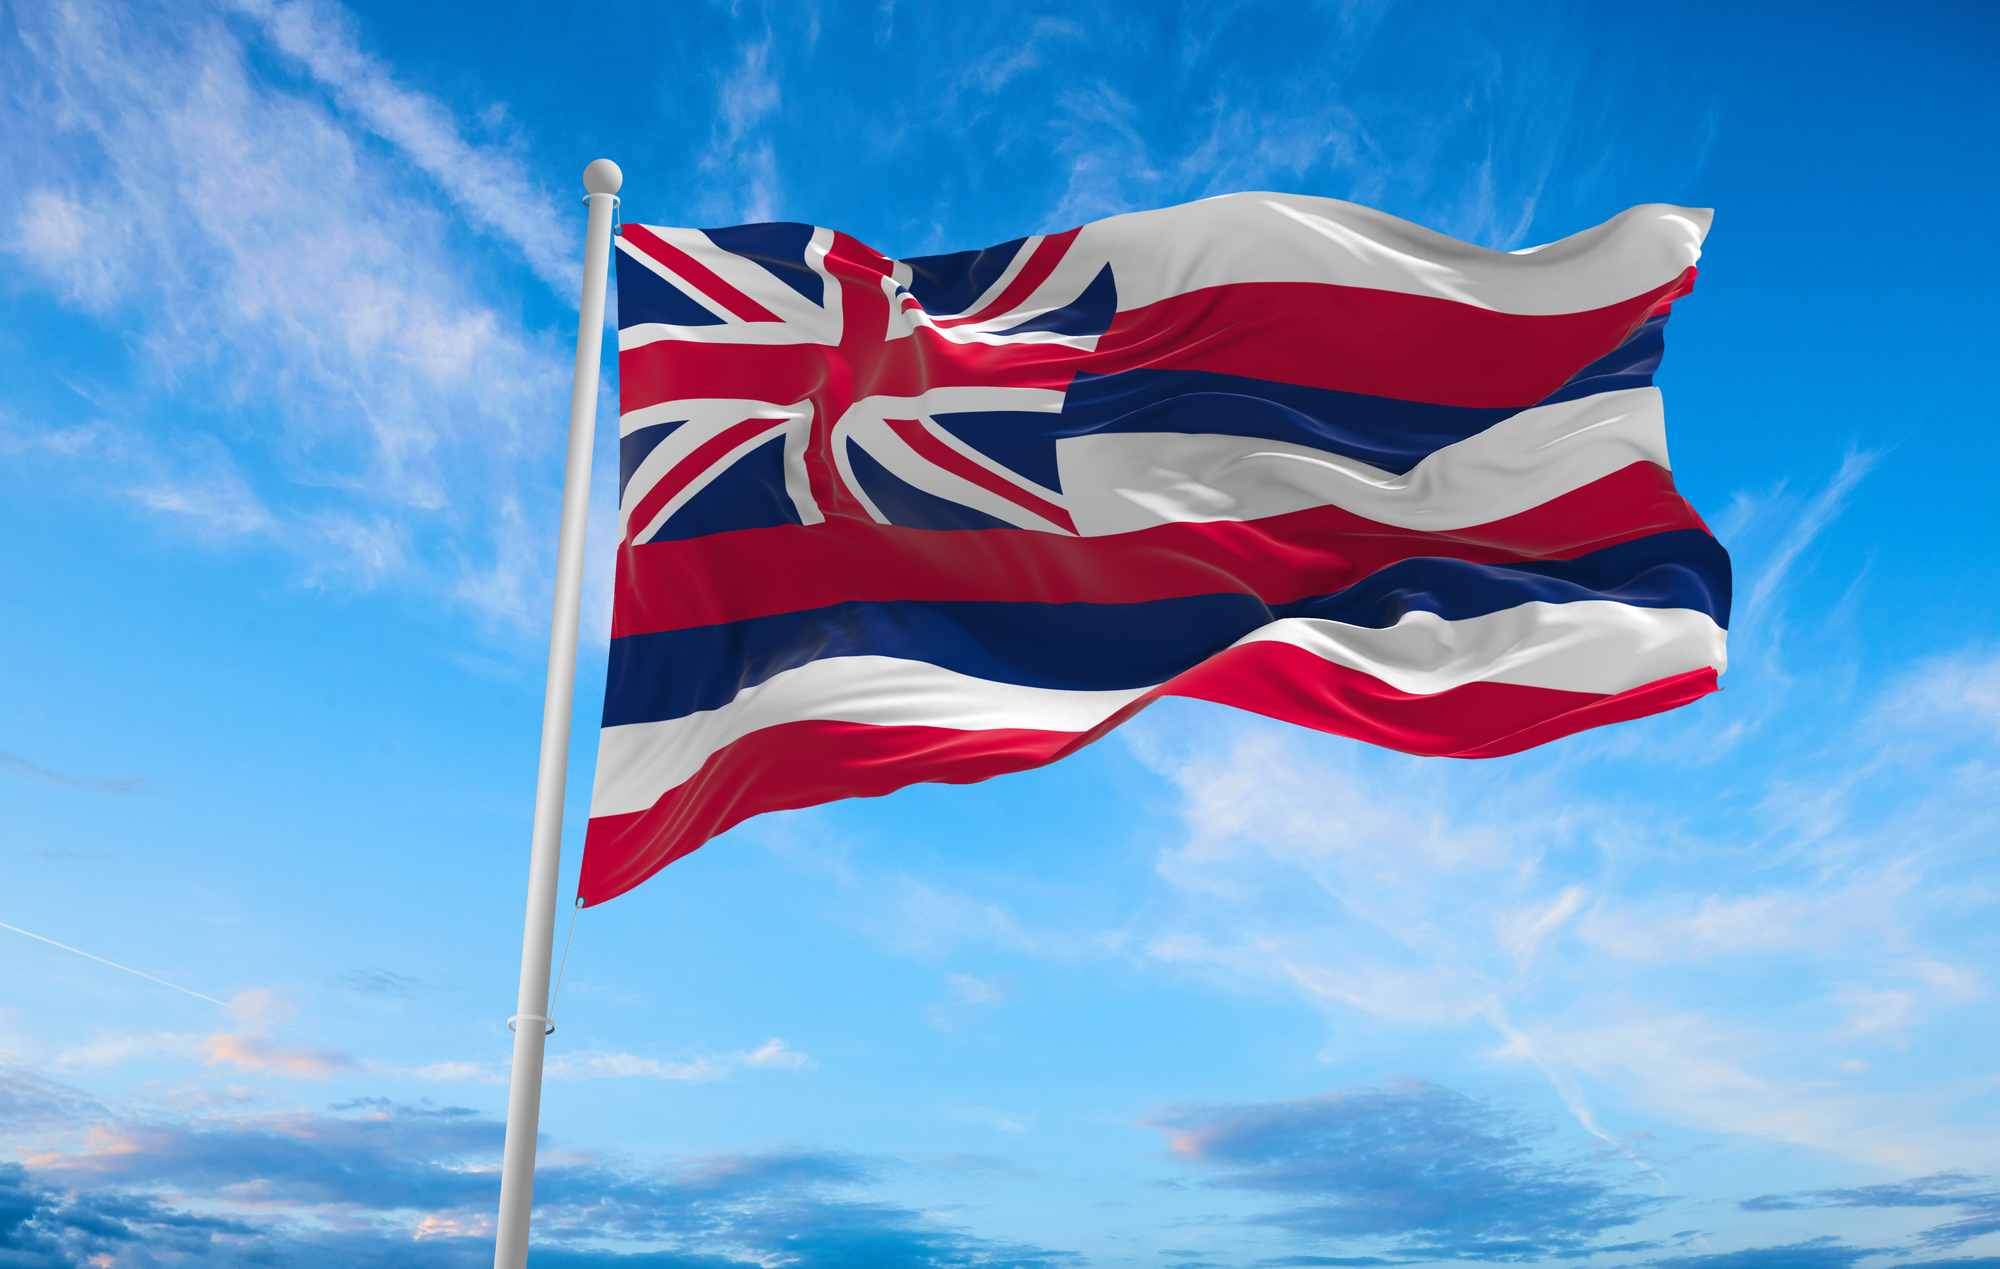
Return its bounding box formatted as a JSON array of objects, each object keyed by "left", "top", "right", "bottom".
[{"left": 579, "top": 193, "right": 1728, "bottom": 905}]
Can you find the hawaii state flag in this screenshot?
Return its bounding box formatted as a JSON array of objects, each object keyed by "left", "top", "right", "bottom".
[{"left": 579, "top": 194, "right": 1728, "bottom": 905}]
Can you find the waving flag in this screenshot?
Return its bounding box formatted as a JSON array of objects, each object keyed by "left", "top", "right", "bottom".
[{"left": 579, "top": 194, "right": 1728, "bottom": 905}]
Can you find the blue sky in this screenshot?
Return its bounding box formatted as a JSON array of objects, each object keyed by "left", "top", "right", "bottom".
[{"left": 2, "top": 0, "right": 1998, "bottom": 1265}]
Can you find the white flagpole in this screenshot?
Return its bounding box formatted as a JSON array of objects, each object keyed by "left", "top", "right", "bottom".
[{"left": 492, "top": 157, "right": 622, "bottom": 1269}]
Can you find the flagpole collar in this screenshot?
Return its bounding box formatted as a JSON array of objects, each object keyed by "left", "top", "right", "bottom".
[
  {"left": 508, "top": 1014, "right": 555, "bottom": 1035},
  {"left": 582, "top": 159, "right": 623, "bottom": 196}
]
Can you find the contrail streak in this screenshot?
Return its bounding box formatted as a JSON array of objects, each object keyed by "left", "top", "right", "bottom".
[{"left": 0, "top": 919, "right": 231, "bottom": 1010}]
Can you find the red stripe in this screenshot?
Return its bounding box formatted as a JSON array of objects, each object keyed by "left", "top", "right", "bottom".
[
  {"left": 1087, "top": 275, "right": 1684, "bottom": 408},
  {"left": 881, "top": 418, "right": 1077, "bottom": 534},
  {"left": 618, "top": 271, "right": 1693, "bottom": 417},
  {"left": 609, "top": 461, "right": 1700, "bottom": 638},
  {"left": 934, "top": 230, "right": 1082, "bottom": 327},
  {"left": 1646, "top": 266, "right": 1696, "bottom": 318},
  {"left": 578, "top": 717, "right": 1127, "bottom": 904},
  {"left": 620, "top": 225, "right": 783, "bottom": 324},
  {"left": 1159, "top": 643, "right": 1719, "bottom": 759},
  {"left": 576, "top": 655, "right": 1719, "bottom": 905},
  {"left": 624, "top": 418, "right": 788, "bottom": 544}
]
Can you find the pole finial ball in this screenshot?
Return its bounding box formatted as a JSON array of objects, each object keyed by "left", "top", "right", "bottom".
[{"left": 582, "top": 159, "right": 623, "bottom": 196}]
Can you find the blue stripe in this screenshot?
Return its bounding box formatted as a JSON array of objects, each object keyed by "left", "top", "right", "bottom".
[
  {"left": 1048, "top": 313, "right": 1670, "bottom": 474},
  {"left": 602, "top": 530, "right": 1728, "bottom": 727},
  {"left": 1301, "top": 530, "right": 1730, "bottom": 629},
  {"left": 1053, "top": 371, "right": 1518, "bottom": 475}
]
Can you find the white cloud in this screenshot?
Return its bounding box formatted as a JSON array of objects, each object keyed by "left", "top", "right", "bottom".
[
  {"left": 125, "top": 436, "right": 277, "bottom": 536},
  {"left": 2, "top": 0, "right": 577, "bottom": 628},
  {"left": 11, "top": 189, "right": 126, "bottom": 309},
  {"left": 1884, "top": 650, "right": 2000, "bottom": 737},
  {"left": 1576, "top": 874, "right": 1916, "bottom": 965},
  {"left": 924, "top": 973, "right": 1011, "bottom": 1031},
  {"left": 1522, "top": 1008, "right": 1989, "bottom": 1168},
  {"left": 696, "top": 38, "right": 784, "bottom": 224},
  {"left": 546, "top": 1050, "right": 728, "bottom": 1082},
  {"left": 542, "top": 1038, "right": 814, "bottom": 1082},
  {"left": 967, "top": 18, "right": 1083, "bottom": 93},
  {"left": 228, "top": 0, "right": 578, "bottom": 294},
  {"left": 716, "top": 39, "right": 782, "bottom": 144},
  {"left": 1728, "top": 449, "right": 1879, "bottom": 626},
  {"left": 51, "top": 990, "right": 359, "bottom": 1082},
  {"left": 196, "top": 989, "right": 357, "bottom": 1081},
  {"left": 200, "top": 1032, "right": 354, "bottom": 1081},
  {"left": 1497, "top": 886, "right": 1586, "bottom": 973},
  {"left": 741, "top": 1037, "right": 816, "bottom": 1069},
  {"left": 397, "top": 1060, "right": 497, "bottom": 1084},
  {"left": 56, "top": 1032, "right": 202, "bottom": 1068}
]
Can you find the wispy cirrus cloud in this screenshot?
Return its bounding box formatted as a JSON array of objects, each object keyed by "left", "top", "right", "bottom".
[
  {"left": 926, "top": 972, "right": 1012, "bottom": 1031},
  {"left": 226, "top": 0, "right": 578, "bottom": 294},
  {"left": 696, "top": 36, "right": 785, "bottom": 224},
  {"left": 2, "top": 0, "right": 575, "bottom": 628}
]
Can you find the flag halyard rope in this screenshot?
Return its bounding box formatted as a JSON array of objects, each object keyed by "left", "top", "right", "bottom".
[{"left": 547, "top": 894, "right": 582, "bottom": 1025}]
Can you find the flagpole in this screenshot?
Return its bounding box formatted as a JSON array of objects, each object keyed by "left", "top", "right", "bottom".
[{"left": 492, "top": 157, "right": 622, "bottom": 1269}]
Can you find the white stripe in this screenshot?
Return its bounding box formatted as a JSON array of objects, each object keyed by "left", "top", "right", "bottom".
[
  {"left": 591, "top": 658, "right": 1151, "bottom": 816},
  {"left": 590, "top": 599, "right": 1724, "bottom": 816},
  {"left": 1080, "top": 195, "right": 1707, "bottom": 314},
  {"left": 908, "top": 199, "right": 1701, "bottom": 332},
  {"left": 1236, "top": 603, "right": 1725, "bottom": 697},
  {"left": 1058, "top": 386, "right": 1668, "bottom": 537}
]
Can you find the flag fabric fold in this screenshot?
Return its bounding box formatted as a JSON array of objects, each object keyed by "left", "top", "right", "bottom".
[{"left": 580, "top": 193, "right": 1728, "bottom": 905}]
